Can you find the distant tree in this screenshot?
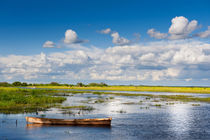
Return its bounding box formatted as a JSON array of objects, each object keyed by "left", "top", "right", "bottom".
[
  {"left": 49, "top": 82, "right": 60, "bottom": 86},
  {"left": 12, "top": 81, "right": 22, "bottom": 86},
  {"left": 100, "top": 82, "right": 108, "bottom": 87},
  {"left": 88, "top": 82, "right": 108, "bottom": 87},
  {"left": 69, "top": 84, "right": 74, "bottom": 87},
  {"left": 76, "top": 82, "right": 84, "bottom": 87},
  {"left": 21, "top": 82, "right": 28, "bottom": 86},
  {"left": 0, "top": 82, "right": 11, "bottom": 87}
]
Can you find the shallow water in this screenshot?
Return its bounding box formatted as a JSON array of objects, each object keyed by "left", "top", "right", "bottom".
[{"left": 1, "top": 91, "right": 210, "bottom": 140}]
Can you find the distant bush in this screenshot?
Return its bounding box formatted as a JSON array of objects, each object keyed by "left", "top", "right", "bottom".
[
  {"left": 21, "top": 82, "right": 28, "bottom": 86},
  {"left": 88, "top": 82, "right": 108, "bottom": 87},
  {"left": 12, "top": 81, "right": 22, "bottom": 86},
  {"left": 12, "top": 81, "right": 28, "bottom": 87},
  {"left": 49, "top": 82, "right": 60, "bottom": 86},
  {"left": 76, "top": 82, "right": 85, "bottom": 87},
  {"left": 0, "top": 82, "right": 12, "bottom": 87}
]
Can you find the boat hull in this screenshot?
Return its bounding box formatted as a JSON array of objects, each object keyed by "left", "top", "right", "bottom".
[{"left": 25, "top": 117, "right": 112, "bottom": 125}]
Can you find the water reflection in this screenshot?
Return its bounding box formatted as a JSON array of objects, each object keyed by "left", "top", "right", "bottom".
[
  {"left": 26, "top": 123, "right": 111, "bottom": 130},
  {"left": 168, "top": 104, "right": 192, "bottom": 136}
]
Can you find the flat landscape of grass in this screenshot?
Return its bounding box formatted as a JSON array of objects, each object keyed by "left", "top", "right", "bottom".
[{"left": 31, "top": 85, "right": 210, "bottom": 94}]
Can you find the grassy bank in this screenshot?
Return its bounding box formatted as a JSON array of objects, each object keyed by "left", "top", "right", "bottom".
[
  {"left": 30, "top": 85, "right": 210, "bottom": 94},
  {"left": 0, "top": 88, "right": 66, "bottom": 114}
]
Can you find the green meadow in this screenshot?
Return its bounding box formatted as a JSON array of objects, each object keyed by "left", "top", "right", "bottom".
[
  {"left": 32, "top": 85, "right": 210, "bottom": 94},
  {"left": 0, "top": 87, "right": 66, "bottom": 114}
]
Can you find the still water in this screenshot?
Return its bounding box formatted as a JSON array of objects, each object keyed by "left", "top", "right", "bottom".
[{"left": 1, "top": 91, "right": 210, "bottom": 140}]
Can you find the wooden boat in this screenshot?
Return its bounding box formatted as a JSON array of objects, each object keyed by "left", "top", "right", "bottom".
[{"left": 25, "top": 117, "right": 112, "bottom": 125}]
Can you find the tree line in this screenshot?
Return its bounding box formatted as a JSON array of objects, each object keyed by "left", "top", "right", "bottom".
[{"left": 0, "top": 81, "right": 108, "bottom": 87}]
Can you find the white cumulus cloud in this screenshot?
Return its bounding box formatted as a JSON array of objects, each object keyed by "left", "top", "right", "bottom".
[
  {"left": 111, "top": 32, "right": 130, "bottom": 45},
  {"left": 168, "top": 16, "right": 198, "bottom": 39},
  {"left": 99, "top": 28, "right": 111, "bottom": 34},
  {"left": 43, "top": 41, "right": 55, "bottom": 48},
  {"left": 197, "top": 26, "right": 210, "bottom": 38},
  {"left": 147, "top": 28, "right": 168, "bottom": 39},
  {"left": 64, "top": 29, "right": 87, "bottom": 44}
]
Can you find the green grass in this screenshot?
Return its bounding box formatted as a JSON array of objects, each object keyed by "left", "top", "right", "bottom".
[
  {"left": 31, "top": 85, "right": 210, "bottom": 94},
  {"left": 0, "top": 88, "right": 66, "bottom": 114},
  {"left": 60, "top": 105, "right": 94, "bottom": 113}
]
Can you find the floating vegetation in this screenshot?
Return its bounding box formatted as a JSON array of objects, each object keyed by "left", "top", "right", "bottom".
[
  {"left": 40, "top": 114, "right": 46, "bottom": 118},
  {"left": 192, "top": 104, "right": 201, "bottom": 106},
  {"left": 166, "top": 102, "right": 175, "bottom": 105},
  {"left": 59, "top": 106, "right": 94, "bottom": 111},
  {"left": 140, "top": 106, "right": 149, "bottom": 109},
  {"left": 94, "top": 99, "right": 105, "bottom": 103},
  {"left": 109, "top": 96, "right": 114, "bottom": 99},
  {"left": 92, "top": 92, "right": 102, "bottom": 95},
  {"left": 122, "top": 102, "right": 137, "bottom": 105},
  {"left": 62, "top": 110, "right": 73, "bottom": 115},
  {"left": 117, "top": 110, "right": 126, "bottom": 113},
  {"left": 60, "top": 106, "right": 87, "bottom": 109},
  {"left": 153, "top": 104, "right": 162, "bottom": 107},
  {"left": 80, "top": 106, "right": 94, "bottom": 111},
  {"left": 80, "top": 99, "right": 92, "bottom": 104},
  {"left": 152, "top": 100, "right": 160, "bottom": 102}
]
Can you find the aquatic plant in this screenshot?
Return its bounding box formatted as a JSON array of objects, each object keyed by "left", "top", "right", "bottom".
[
  {"left": 117, "top": 109, "right": 126, "bottom": 113},
  {"left": 60, "top": 106, "right": 94, "bottom": 111},
  {"left": 192, "top": 104, "right": 200, "bottom": 106}
]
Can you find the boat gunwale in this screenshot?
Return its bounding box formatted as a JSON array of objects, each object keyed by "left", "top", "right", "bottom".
[{"left": 25, "top": 116, "right": 112, "bottom": 125}]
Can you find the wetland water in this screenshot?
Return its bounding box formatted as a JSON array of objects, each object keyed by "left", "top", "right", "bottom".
[{"left": 1, "top": 91, "right": 210, "bottom": 140}]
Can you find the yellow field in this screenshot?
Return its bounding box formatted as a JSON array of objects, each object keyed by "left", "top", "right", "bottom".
[{"left": 29, "top": 86, "right": 210, "bottom": 94}]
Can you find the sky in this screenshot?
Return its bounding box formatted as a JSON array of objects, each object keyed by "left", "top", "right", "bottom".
[{"left": 0, "top": 0, "right": 210, "bottom": 86}]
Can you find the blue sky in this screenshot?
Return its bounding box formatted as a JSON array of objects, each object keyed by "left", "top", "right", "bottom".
[{"left": 0, "top": 0, "right": 210, "bottom": 85}]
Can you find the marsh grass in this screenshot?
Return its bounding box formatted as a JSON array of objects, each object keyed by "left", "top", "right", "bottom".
[
  {"left": 153, "top": 104, "right": 162, "bottom": 107},
  {"left": 60, "top": 105, "right": 94, "bottom": 111},
  {"left": 192, "top": 104, "right": 200, "bottom": 106},
  {"left": 32, "top": 85, "right": 210, "bottom": 94},
  {"left": 94, "top": 98, "right": 106, "bottom": 103},
  {"left": 140, "top": 106, "right": 150, "bottom": 109},
  {"left": 166, "top": 102, "right": 175, "bottom": 105},
  {"left": 0, "top": 88, "right": 66, "bottom": 114},
  {"left": 62, "top": 110, "right": 73, "bottom": 115},
  {"left": 117, "top": 109, "right": 126, "bottom": 113},
  {"left": 60, "top": 106, "right": 87, "bottom": 109}
]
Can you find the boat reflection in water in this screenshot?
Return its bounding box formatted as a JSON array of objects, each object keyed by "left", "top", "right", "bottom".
[{"left": 26, "top": 123, "right": 111, "bottom": 130}]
